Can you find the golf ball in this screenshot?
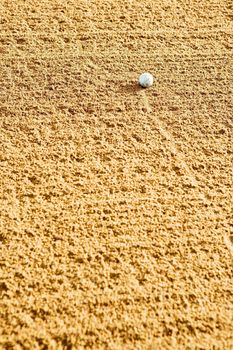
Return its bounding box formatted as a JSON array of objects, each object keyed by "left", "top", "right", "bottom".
[{"left": 138, "top": 72, "right": 154, "bottom": 88}]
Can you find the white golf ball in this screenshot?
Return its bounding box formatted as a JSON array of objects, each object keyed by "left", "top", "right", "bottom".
[{"left": 138, "top": 72, "right": 154, "bottom": 88}]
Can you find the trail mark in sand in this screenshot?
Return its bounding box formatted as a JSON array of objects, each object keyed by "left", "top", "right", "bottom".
[
  {"left": 224, "top": 234, "right": 233, "bottom": 257},
  {"left": 141, "top": 92, "right": 198, "bottom": 188}
]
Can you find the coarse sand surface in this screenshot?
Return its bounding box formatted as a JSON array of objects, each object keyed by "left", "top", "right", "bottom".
[{"left": 0, "top": 1, "right": 233, "bottom": 349}]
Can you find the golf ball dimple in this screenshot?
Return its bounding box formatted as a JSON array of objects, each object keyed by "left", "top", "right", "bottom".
[{"left": 139, "top": 72, "right": 154, "bottom": 88}]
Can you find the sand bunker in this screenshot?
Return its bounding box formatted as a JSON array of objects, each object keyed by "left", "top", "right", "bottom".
[{"left": 1, "top": 1, "right": 233, "bottom": 349}]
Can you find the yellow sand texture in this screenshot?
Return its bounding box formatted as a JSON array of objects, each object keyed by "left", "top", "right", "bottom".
[{"left": 0, "top": 1, "right": 233, "bottom": 349}]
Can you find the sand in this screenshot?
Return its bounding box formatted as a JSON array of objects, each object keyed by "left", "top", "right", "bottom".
[{"left": 0, "top": 0, "right": 233, "bottom": 349}]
